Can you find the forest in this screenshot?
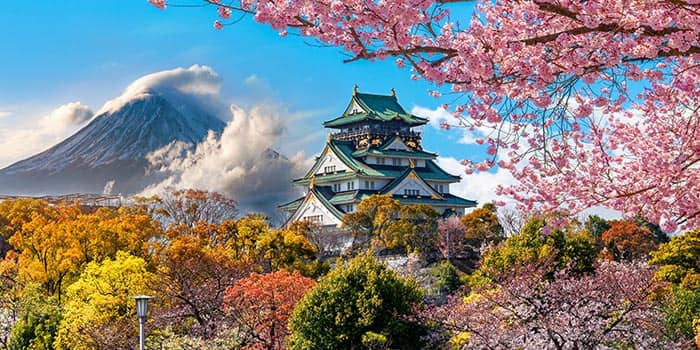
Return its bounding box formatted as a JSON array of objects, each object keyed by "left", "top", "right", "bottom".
[{"left": 0, "top": 189, "right": 697, "bottom": 349}]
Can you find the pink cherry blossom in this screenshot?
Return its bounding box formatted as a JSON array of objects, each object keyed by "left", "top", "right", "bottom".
[
  {"left": 149, "top": 0, "right": 700, "bottom": 231},
  {"left": 148, "top": 0, "right": 165, "bottom": 10},
  {"left": 217, "top": 6, "right": 231, "bottom": 19}
]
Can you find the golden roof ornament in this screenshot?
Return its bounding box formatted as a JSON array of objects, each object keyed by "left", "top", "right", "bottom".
[
  {"left": 353, "top": 84, "right": 359, "bottom": 96},
  {"left": 309, "top": 176, "right": 316, "bottom": 189},
  {"left": 409, "top": 159, "right": 415, "bottom": 169},
  {"left": 391, "top": 88, "right": 396, "bottom": 97}
]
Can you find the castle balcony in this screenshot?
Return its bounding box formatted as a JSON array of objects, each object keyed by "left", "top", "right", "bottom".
[{"left": 330, "top": 129, "right": 422, "bottom": 149}]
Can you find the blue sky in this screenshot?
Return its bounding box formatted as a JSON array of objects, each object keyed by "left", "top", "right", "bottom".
[{"left": 0, "top": 1, "right": 512, "bottom": 206}]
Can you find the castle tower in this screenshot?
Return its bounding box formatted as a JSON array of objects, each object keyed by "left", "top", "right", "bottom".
[{"left": 279, "top": 87, "right": 476, "bottom": 226}]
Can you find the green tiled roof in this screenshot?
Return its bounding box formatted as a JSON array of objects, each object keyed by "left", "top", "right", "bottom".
[
  {"left": 328, "top": 190, "right": 376, "bottom": 205},
  {"left": 278, "top": 197, "right": 304, "bottom": 211},
  {"left": 323, "top": 92, "right": 428, "bottom": 128},
  {"left": 392, "top": 194, "right": 477, "bottom": 207},
  {"left": 351, "top": 148, "right": 437, "bottom": 159},
  {"left": 363, "top": 161, "right": 461, "bottom": 182},
  {"left": 292, "top": 171, "right": 357, "bottom": 185}
]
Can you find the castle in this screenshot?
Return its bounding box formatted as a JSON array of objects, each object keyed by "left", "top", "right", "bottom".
[{"left": 280, "top": 87, "right": 476, "bottom": 226}]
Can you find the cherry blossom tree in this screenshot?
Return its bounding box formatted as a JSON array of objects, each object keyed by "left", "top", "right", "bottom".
[
  {"left": 424, "top": 260, "right": 690, "bottom": 349},
  {"left": 148, "top": 0, "right": 700, "bottom": 232}
]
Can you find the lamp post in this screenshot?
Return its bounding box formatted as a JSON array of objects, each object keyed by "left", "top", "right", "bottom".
[{"left": 133, "top": 295, "right": 152, "bottom": 350}]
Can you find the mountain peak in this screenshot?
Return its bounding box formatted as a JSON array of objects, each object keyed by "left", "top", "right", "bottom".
[{"left": 0, "top": 90, "right": 226, "bottom": 195}]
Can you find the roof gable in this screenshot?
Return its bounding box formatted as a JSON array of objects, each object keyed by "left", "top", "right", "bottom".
[
  {"left": 287, "top": 187, "right": 344, "bottom": 226},
  {"left": 380, "top": 168, "right": 444, "bottom": 199}
]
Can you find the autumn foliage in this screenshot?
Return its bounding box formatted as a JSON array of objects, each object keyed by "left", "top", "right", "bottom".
[
  {"left": 224, "top": 270, "right": 315, "bottom": 350},
  {"left": 601, "top": 220, "right": 660, "bottom": 261},
  {"left": 1, "top": 192, "right": 699, "bottom": 348}
]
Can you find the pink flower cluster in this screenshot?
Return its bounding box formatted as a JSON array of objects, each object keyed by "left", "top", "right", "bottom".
[{"left": 147, "top": 0, "right": 700, "bottom": 231}]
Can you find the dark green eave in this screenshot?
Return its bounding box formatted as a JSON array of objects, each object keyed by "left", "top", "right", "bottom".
[
  {"left": 352, "top": 148, "right": 437, "bottom": 159},
  {"left": 278, "top": 197, "right": 304, "bottom": 211},
  {"left": 393, "top": 194, "right": 477, "bottom": 208},
  {"left": 296, "top": 159, "right": 461, "bottom": 185},
  {"left": 323, "top": 92, "right": 428, "bottom": 128},
  {"left": 328, "top": 190, "right": 376, "bottom": 205}
]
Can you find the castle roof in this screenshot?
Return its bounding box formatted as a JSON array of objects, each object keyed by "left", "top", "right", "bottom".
[
  {"left": 323, "top": 92, "right": 428, "bottom": 128},
  {"left": 293, "top": 139, "right": 460, "bottom": 185}
]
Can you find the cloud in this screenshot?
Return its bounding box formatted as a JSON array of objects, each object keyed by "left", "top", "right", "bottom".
[
  {"left": 436, "top": 156, "right": 517, "bottom": 207},
  {"left": 0, "top": 111, "right": 12, "bottom": 119},
  {"left": 412, "top": 105, "right": 452, "bottom": 129},
  {"left": 0, "top": 102, "right": 93, "bottom": 168},
  {"left": 40, "top": 102, "right": 93, "bottom": 131},
  {"left": 244, "top": 74, "right": 260, "bottom": 85},
  {"left": 140, "top": 104, "right": 312, "bottom": 217},
  {"left": 99, "top": 65, "right": 224, "bottom": 116}
]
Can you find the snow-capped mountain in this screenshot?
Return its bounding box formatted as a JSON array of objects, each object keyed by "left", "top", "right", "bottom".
[{"left": 0, "top": 90, "right": 225, "bottom": 196}]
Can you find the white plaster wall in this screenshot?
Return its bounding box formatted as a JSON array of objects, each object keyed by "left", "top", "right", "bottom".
[{"left": 314, "top": 150, "right": 350, "bottom": 175}]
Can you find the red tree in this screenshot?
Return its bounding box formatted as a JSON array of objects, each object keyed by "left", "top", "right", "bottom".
[
  {"left": 601, "top": 220, "right": 660, "bottom": 261},
  {"left": 224, "top": 270, "right": 316, "bottom": 350},
  {"left": 149, "top": 0, "right": 700, "bottom": 232}
]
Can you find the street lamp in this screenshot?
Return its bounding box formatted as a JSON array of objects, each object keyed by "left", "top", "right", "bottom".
[{"left": 133, "top": 295, "right": 153, "bottom": 350}]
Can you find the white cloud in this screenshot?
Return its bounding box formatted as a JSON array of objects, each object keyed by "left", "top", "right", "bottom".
[
  {"left": 0, "top": 102, "right": 92, "bottom": 168},
  {"left": 141, "top": 103, "right": 312, "bottom": 216},
  {"left": 0, "top": 111, "right": 12, "bottom": 119},
  {"left": 244, "top": 74, "right": 260, "bottom": 85},
  {"left": 99, "top": 65, "right": 224, "bottom": 115},
  {"left": 412, "top": 105, "right": 451, "bottom": 129},
  {"left": 40, "top": 102, "right": 93, "bottom": 131},
  {"left": 436, "top": 156, "right": 518, "bottom": 207}
]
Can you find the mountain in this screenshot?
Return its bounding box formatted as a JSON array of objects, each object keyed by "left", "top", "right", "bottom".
[{"left": 0, "top": 90, "right": 226, "bottom": 196}]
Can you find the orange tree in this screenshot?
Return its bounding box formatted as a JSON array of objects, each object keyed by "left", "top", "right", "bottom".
[
  {"left": 601, "top": 220, "right": 661, "bottom": 261},
  {"left": 224, "top": 270, "right": 315, "bottom": 350}
]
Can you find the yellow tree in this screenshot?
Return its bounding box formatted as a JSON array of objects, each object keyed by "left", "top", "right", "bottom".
[
  {"left": 2, "top": 201, "right": 160, "bottom": 302},
  {"left": 54, "top": 251, "right": 154, "bottom": 350}
]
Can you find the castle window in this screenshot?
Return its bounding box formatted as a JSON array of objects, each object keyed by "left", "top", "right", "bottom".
[
  {"left": 324, "top": 165, "right": 336, "bottom": 173},
  {"left": 304, "top": 215, "right": 323, "bottom": 223},
  {"left": 404, "top": 189, "right": 419, "bottom": 196},
  {"left": 392, "top": 158, "right": 401, "bottom": 166},
  {"left": 347, "top": 181, "right": 355, "bottom": 190},
  {"left": 333, "top": 183, "right": 341, "bottom": 192},
  {"left": 370, "top": 181, "right": 375, "bottom": 189},
  {"left": 377, "top": 157, "right": 386, "bottom": 165},
  {"left": 364, "top": 180, "right": 369, "bottom": 189}
]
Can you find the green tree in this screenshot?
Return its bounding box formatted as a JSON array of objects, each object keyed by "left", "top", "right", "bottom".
[
  {"left": 461, "top": 203, "right": 504, "bottom": 245},
  {"left": 7, "top": 291, "right": 61, "bottom": 350},
  {"left": 344, "top": 195, "right": 402, "bottom": 252},
  {"left": 256, "top": 222, "right": 328, "bottom": 277},
  {"left": 471, "top": 216, "right": 598, "bottom": 286},
  {"left": 583, "top": 215, "right": 611, "bottom": 242},
  {"left": 343, "top": 195, "right": 439, "bottom": 256},
  {"left": 288, "top": 255, "right": 423, "bottom": 350},
  {"left": 649, "top": 230, "right": 700, "bottom": 342}
]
